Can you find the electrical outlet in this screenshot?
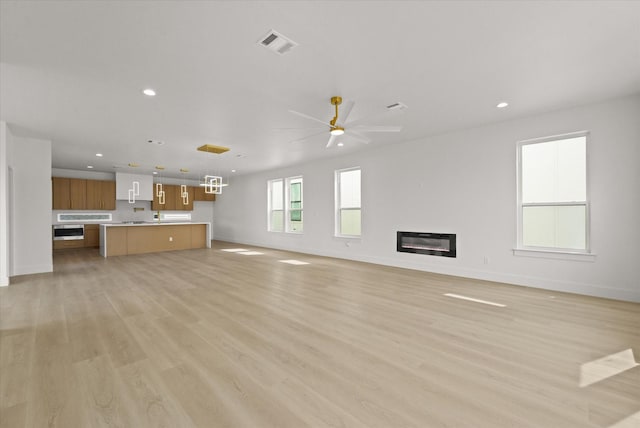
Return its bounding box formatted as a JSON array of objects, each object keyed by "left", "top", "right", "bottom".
[{"left": 484, "top": 256, "right": 490, "bottom": 265}]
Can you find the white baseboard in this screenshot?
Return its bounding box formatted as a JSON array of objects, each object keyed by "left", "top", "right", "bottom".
[
  {"left": 12, "top": 263, "right": 53, "bottom": 276},
  {"left": 0, "top": 276, "right": 8, "bottom": 287},
  {"left": 213, "top": 236, "right": 640, "bottom": 303}
]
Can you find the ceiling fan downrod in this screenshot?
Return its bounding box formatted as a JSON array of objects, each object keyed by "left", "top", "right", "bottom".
[{"left": 329, "top": 96, "right": 342, "bottom": 128}]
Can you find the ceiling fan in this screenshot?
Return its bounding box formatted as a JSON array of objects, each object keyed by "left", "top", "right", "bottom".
[{"left": 288, "top": 96, "right": 402, "bottom": 148}]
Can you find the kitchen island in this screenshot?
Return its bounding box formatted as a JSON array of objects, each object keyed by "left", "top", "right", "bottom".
[{"left": 100, "top": 222, "right": 211, "bottom": 257}]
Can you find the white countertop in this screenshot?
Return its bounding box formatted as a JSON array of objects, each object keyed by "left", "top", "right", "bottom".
[{"left": 101, "top": 222, "right": 211, "bottom": 227}]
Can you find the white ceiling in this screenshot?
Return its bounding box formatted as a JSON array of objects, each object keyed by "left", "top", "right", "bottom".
[{"left": 1, "top": 1, "right": 639, "bottom": 180}]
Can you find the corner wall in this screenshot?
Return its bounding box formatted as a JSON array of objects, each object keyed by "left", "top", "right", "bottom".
[
  {"left": 213, "top": 95, "right": 640, "bottom": 302},
  {"left": 0, "top": 122, "right": 9, "bottom": 286},
  {"left": 8, "top": 127, "right": 53, "bottom": 276}
]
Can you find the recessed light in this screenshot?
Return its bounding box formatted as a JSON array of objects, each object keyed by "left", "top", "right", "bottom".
[
  {"left": 337, "top": 142, "right": 344, "bottom": 147},
  {"left": 153, "top": 171, "right": 158, "bottom": 175},
  {"left": 231, "top": 169, "right": 236, "bottom": 173},
  {"left": 87, "top": 165, "right": 94, "bottom": 169},
  {"left": 95, "top": 153, "right": 103, "bottom": 157},
  {"left": 143, "top": 88, "right": 156, "bottom": 97},
  {"left": 496, "top": 102, "right": 509, "bottom": 108}
]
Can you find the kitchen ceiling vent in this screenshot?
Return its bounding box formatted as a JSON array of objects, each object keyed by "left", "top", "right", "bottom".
[
  {"left": 258, "top": 30, "right": 298, "bottom": 55},
  {"left": 386, "top": 102, "right": 408, "bottom": 111}
]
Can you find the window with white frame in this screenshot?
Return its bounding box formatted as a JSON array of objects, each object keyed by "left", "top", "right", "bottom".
[
  {"left": 517, "top": 132, "right": 589, "bottom": 252},
  {"left": 268, "top": 176, "right": 303, "bottom": 233},
  {"left": 336, "top": 167, "right": 361, "bottom": 237},
  {"left": 286, "top": 176, "right": 303, "bottom": 233},
  {"left": 268, "top": 179, "right": 284, "bottom": 232}
]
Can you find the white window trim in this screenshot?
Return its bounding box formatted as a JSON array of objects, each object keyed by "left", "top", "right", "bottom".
[
  {"left": 267, "top": 179, "right": 284, "bottom": 233},
  {"left": 515, "top": 130, "right": 592, "bottom": 257},
  {"left": 335, "top": 167, "right": 362, "bottom": 238}
]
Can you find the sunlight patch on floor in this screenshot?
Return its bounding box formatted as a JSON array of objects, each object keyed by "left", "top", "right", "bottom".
[
  {"left": 579, "top": 348, "right": 638, "bottom": 387},
  {"left": 221, "top": 248, "right": 249, "bottom": 252},
  {"left": 279, "top": 260, "right": 310, "bottom": 265},
  {"left": 238, "top": 251, "right": 264, "bottom": 256},
  {"left": 608, "top": 410, "right": 640, "bottom": 428},
  {"left": 444, "top": 293, "right": 506, "bottom": 307}
]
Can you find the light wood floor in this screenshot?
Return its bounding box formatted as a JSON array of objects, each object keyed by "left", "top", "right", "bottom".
[{"left": 1, "top": 241, "right": 638, "bottom": 427}]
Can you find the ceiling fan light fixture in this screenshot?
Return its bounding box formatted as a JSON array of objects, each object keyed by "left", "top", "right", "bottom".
[{"left": 330, "top": 126, "right": 345, "bottom": 136}]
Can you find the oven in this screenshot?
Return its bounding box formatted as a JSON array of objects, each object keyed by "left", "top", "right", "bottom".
[{"left": 52, "top": 224, "right": 84, "bottom": 240}]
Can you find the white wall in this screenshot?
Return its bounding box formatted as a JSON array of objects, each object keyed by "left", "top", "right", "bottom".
[
  {"left": 0, "top": 122, "right": 9, "bottom": 286},
  {"left": 8, "top": 128, "right": 53, "bottom": 276},
  {"left": 214, "top": 95, "right": 640, "bottom": 302}
]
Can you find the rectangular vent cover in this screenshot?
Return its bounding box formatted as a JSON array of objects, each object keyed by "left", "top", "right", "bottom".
[
  {"left": 258, "top": 30, "right": 298, "bottom": 55},
  {"left": 386, "top": 102, "right": 408, "bottom": 111},
  {"left": 197, "top": 144, "right": 230, "bottom": 154}
]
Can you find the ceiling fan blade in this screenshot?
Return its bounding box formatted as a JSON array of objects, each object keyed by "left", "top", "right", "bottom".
[
  {"left": 273, "top": 126, "right": 326, "bottom": 131},
  {"left": 289, "top": 110, "right": 328, "bottom": 126},
  {"left": 352, "top": 125, "right": 402, "bottom": 133},
  {"left": 326, "top": 134, "right": 339, "bottom": 148},
  {"left": 337, "top": 99, "right": 355, "bottom": 126},
  {"left": 345, "top": 107, "right": 404, "bottom": 127},
  {"left": 347, "top": 131, "right": 371, "bottom": 144},
  {"left": 290, "top": 130, "right": 327, "bottom": 144}
]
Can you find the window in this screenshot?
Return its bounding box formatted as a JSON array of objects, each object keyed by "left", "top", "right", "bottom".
[
  {"left": 268, "top": 176, "right": 303, "bottom": 233},
  {"left": 336, "top": 167, "right": 361, "bottom": 237},
  {"left": 268, "top": 179, "right": 284, "bottom": 232},
  {"left": 517, "top": 132, "right": 588, "bottom": 252},
  {"left": 286, "top": 176, "right": 303, "bottom": 233}
]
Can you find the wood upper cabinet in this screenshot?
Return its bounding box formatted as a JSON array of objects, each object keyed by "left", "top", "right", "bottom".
[
  {"left": 53, "top": 177, "right": 115, "bottom": 210},
  {"left": 193, "top": 185, "right": 216, "bottom": 201},
  {"left": 52, "top": 177, "right": 71, "bottom": 210},
  {"left": 86, "top": 180, "right": 116, "bottom": 210},
  {"left": 176, "top": 186, "right": 194, "bottom": 211},
  {"left": 152, "top": 184, "right": 195, "bottom": 211},
  {"left": 52, "top": 177, "right": 87, "bottom": 210},
  {"left": 152, "top": 184, "right": 176, "bottom": 211}
]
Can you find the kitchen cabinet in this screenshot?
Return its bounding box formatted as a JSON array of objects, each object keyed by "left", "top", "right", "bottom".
[
  {"left": 152, "top": 184, "right": 194, "bottom": 211},
  {"left": 152, "top": 184, "right": 176, "bottom": 210},
  {"left": 176, "top": 186, "right": 194, "bottom": 211},
  {"left": 193, "top": 185, "right": 216, "bottom": 201},
  {"left": 53, "top": 239, "right": 85, "bottom": 250},
  {"left": 86, "top": 180, "right": 116, "bottom": 210},
  {"left": 52, "top": 177, "right": 87, "bottom": 210},
  {"left": 84, "top": 224, "right": 100, "bottom": 247},
  {"left": 100, "top": 223, "right": 210, "bottom": 257}
]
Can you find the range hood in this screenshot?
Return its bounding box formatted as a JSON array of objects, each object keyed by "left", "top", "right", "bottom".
[{"left": 115, "top": 172, "right": 154, "bottom": 201}]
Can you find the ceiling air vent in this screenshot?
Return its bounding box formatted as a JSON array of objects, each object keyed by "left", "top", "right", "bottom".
[
  {"left": 258, "top": 30, "right": 298, "bottom": 55},
  {"left": 386, "top": 102, "right": 408, "bottom": 111}
]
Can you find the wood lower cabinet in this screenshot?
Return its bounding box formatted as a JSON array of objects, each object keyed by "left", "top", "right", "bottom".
[
  {"left": 102, "top": 224, "right": 209, "bottom": 257},
  {"left": 84, "top": 224, "right": 100, "bottom": 247},
  {"left": 53, "top": 239, "right": 85, "bottom": 250},
  {"left": 105, "top": 227, "right": 128, "bottom": 256}
]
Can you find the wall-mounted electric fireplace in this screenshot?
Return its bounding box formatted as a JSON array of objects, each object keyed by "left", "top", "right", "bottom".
[{"left": 397, "top": 231, "right": 457, "bottom": 258}]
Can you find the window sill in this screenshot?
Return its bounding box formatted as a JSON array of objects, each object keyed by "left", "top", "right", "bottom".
[
  {"left": 334, "top": 235, "right": 361, "bottom": 241},
  {"left": 513, "top": 248, "right": 596, "bottom": 262}
]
